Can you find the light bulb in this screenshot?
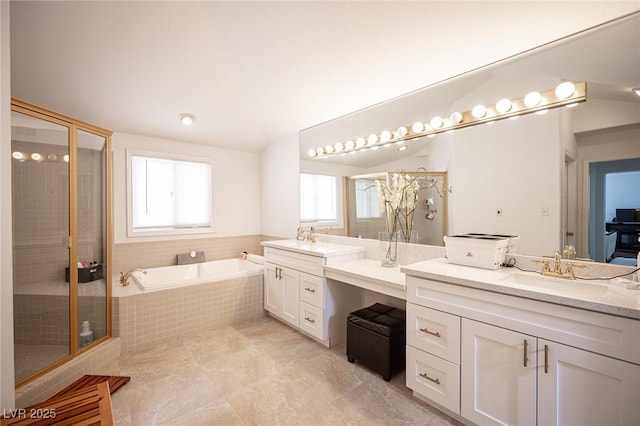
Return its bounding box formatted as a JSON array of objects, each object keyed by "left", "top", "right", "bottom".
[
  {"left": 367, "top": 134, "right": 378, "bottom": 145},
  {"left": 397, "top": 127, "right": 408, "bottom": 138},
  {"left": 47, "top": 154, "right": 57, "bottom": 161},
  {"left": 449, "top": 112, "right": 463, "bottom": 124},
  {"left": 471, "top": 105, "right": 487, "bottom": 119},
  {"left": 325, "top": 145, "right": 334, "bottom": 153},
  {"left": 495, "top": 98, "right": 512, "bottom": 114},
  {"left": 524, "top": 91, "right": 542, "bottom": 108},
  {"left": 430, "top": 116, "right": 443, "bottom": 129},
  {"left": 355, "top": 137, "right": 366, "bottom": 147},
  {"left": 31, "top": 153, "right": 42, "bottom": 161},
  {"left": 12, "top": 152, "right": 24, "bottom": 160},
  {"left": 345, "top": 140, "right": 355, "bottom": 150},
  {"left": 411, "top": 122, "right": 425, "bottom": 133},
  {"left": 308, "top": 149, "right": 317, "bottom": 157},
  {"left": 63, "top": 154, "right": 70, "bottom": 162},
  {"left": 334, "top": 142, "right": 344, "bottom": 152},
  {"left": 380, "top": 130, "right": 392, "bottom": 142},
  {"left": 555, "top": 81, "right": 575, "bottom": 99},
  {"left": 316, "top": 147, "right": 324, "bottom": 155}
]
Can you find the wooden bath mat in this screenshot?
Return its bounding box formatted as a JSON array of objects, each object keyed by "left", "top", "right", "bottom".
[
  {"left": 2, "top": 382, "right": 113, "bottom": 425},
  {"left": 49, "top": 375, "right": 130, "bottom": 400}
]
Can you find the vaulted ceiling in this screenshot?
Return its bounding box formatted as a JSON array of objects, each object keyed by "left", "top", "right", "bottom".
[{"left": 10, "top": 1, "right": 640, "bottom": 152}]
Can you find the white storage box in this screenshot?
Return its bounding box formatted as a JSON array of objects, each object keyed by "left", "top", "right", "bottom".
[{"left": 443, "top": 235, "right": 510, "bottom": 270}]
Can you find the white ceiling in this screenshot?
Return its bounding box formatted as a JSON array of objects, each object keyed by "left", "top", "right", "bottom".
[{"left": 9, "top": 1, "right": 640, "bottom": 153}]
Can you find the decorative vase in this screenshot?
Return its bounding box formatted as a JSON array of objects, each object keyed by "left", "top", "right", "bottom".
[{"left": 380, "top": 231, "right": 398, "bottom": 267}]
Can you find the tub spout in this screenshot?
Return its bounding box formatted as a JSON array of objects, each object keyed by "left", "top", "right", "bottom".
[{"left": 120, "top": 268, "right": 147, "bottom": 286}]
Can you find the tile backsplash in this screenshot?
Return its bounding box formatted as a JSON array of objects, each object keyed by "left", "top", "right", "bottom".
[{"left": 112, "top": 234, "right": 268, "bottom": 277}]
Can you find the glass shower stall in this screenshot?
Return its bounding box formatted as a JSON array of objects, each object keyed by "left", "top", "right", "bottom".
[{"left": 11, "top": 99, "right": 112, "bottom": 385}]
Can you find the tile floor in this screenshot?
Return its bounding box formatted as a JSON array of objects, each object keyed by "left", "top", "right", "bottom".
[{"left": 109, "top": 316, "right": 462, "bottom": 425}]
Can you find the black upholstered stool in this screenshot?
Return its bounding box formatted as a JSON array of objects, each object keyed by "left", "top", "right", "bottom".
[{"left": 346, "top": 303, "right": 406, "bottom": 381}]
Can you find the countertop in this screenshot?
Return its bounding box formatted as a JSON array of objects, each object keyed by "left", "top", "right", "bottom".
[
  {"left": 261, "top": 239, "right": 365, "bottom": 258},
  {"left": 324, "top": 258, "right": 406, "bottom": 300},
  {"left": 401, "top": 257, "right": 640, "bottom": 320}
]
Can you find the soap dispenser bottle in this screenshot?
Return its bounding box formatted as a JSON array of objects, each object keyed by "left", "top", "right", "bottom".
[{"left": 79, "top": 320, "right": 94, "bottom": 347}]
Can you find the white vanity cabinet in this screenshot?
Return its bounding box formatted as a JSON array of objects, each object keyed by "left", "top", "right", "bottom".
[
  {"left": 262, "top": 241, "right": 364, "bottom": 347},
  {"left": 461, "top": 318, "right": 536, "bottom": 426},
  {"left": 405, "top": 271, "right": 640, "bottom": 426},
  {"left": 264, "top": 262, "right": 300, "bottom": 327},
  {"left": 538, "top": 339, "right": 640, "bottom": 426}
]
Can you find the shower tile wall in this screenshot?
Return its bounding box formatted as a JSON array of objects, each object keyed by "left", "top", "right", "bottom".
[{"left": 12, "top": 141, "right": 106, "bottom": 346}]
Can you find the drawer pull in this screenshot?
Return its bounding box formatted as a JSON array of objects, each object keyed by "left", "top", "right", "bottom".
[
  {"left": 419, "top": 327, "right": 441, "bottom": 338},
  {"left": 304, "top": 287, "right": 316, "bottom": 293},
  {"left": 419, "top": 372, "right": 440, "bottom": 385},
  {"left": 523, "top": 339, "right": 528, "bottom": 367},
  {"left": 304, "top": 316, "right": 315, "bottom": 324},
  {"left": 544, "top": 344, "right": 549, "bottom": 374}
]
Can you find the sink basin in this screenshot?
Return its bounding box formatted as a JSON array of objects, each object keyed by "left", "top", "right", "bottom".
[{"left": 499, "top": 272, "right": 611, "bottom": 298}]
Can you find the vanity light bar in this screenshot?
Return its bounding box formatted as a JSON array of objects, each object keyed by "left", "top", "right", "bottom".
[
  {"left": 310, "top": 81, "right": 586, "bottom": 160},
  {"left": 12, "top": 151, "right": 70, "bottom": 163}
]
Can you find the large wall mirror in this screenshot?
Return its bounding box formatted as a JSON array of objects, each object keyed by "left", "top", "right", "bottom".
[{"left": 300, "top": 12, "right": 640, "bottom": 262}]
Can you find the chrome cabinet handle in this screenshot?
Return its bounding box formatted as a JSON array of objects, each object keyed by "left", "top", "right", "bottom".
[
  {"left": 419, "top": 327, "right": 441, "bottom": 338},
  {"left": 419, "top": 372, "right": 440, "bottom": 385},
  {"left": 304, "top": 287, "right": 315, "bottom": 293},
  {"left": 523, "top": 339, "right": 528, "bottom": 367},
  {"left": 304, "top": 316, "right": 315, "bottom": 323}
]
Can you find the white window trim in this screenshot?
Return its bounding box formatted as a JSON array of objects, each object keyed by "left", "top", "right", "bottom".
[{"left": 126, "top": 148, "right": 215, "bottom": 237}]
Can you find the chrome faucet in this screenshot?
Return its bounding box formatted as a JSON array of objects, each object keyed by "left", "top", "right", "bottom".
[{"left": 120, "top": 268, "right": 146, "bottom": 286}]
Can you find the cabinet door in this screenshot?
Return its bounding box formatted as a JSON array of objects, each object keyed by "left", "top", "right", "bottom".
[
  {"left": 461, "top": 319, "right": 536, "bottom": 426},
  {"left": 281, "top": 266, "right": 300, "bottom": 327},
  {"left": 264, "top": 263, "right": 282, "bottom": 314},
  {"left": 538, "top": 340, "right": 640, "bottom": 426}
]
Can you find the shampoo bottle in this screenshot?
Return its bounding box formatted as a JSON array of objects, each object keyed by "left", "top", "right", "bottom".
[{"left": 79, "top": 320, "right": 94, "bottom": 347}]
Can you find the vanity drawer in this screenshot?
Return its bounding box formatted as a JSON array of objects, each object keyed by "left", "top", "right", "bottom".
[
  {"left": 406, "top": 345, "right": 460, "bottom": 414},
  {"left": 407, "top": 303, "right": 461, "bottom": 364},
  {"left": 299, "top": 272, "right": 325, "bottom": 308},
  {"left": 299, "top": 301, "right": 325, "bottom": 341}
]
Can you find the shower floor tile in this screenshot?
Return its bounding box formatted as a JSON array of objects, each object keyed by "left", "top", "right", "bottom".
[{"left": 15, "top": 344, "right": 69, "bottom": 383}]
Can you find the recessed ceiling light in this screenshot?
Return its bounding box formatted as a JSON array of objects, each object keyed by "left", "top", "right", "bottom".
[{"left": 178, "top": 113, "right": 196, "bottom": 125}]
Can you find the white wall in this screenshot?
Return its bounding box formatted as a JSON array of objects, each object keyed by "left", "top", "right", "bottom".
[
  {"left": 261, "top": 134, "right": 299, "bottom": 238},
  {"left": 112, "top": 133, "right": 261, "bottom": 244},
  {"left": 449, "top": 111, "right": 562, "bottom": 255},
  {"left": 1, "top": 0, "right": 15, "bottom": 409}
]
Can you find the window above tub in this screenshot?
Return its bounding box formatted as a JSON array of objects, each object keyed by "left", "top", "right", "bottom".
[{"left": 127, "top": 149, "right": 213, "bottom": 237}]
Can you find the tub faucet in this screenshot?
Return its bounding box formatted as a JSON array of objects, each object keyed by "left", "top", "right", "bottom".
[{"left": 120, "top": 268, "right": 147, "bottom": 286}]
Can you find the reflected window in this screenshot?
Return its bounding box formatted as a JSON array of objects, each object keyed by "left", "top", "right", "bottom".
[
  {"left": 128, "top": 150, "right": 212, "bottom": 235},
  {"left": 355, "top": 178, "right": 382, "bottom": 219},
  {"left": 300, "top": 173, "right": 339, "bottom": 225}
]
